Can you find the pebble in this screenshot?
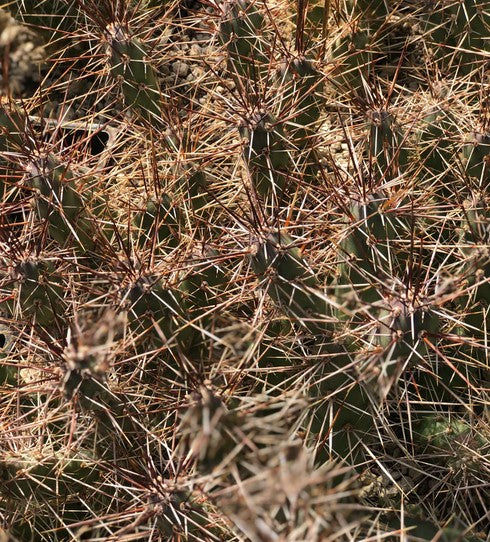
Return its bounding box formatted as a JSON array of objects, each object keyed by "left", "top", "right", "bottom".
[
  {"left": 391, "top": 470, "right": 403, "bottom": 481},
  {"left": 192, "top": 66, "right": 205, "bottom": 78},
  {"left": 410, "top": 469, "right": 425, "bottom": 482},
  {"left": 190, "top": 43, "right": 202, "bottom": 56},
  {"left": 172, "top": 60, "right": 190, "bottom": 77}
]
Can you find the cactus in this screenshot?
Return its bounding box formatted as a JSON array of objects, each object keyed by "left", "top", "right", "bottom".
[
  {"left": 105, "top": 22, "right": 162, "bottom": 122},
  {"left": 132, "top": 194, "right": 181, "bottom": 250},
  {"left": 0, "top": 322, "right": 16, "bottom": 386},
  {"left": 178, "top": 385, "right": 242, "bottom": 473},
  {"left": 415, "top": 415, "right": 486, "bottom": 451},
  {"left": 1, "top": 99, "right": 28, "bottom": 201},
  {"left": 462, "top": 131, "right": 490, "bottom": 187},
  {"left": 335, "top": 194, "right": 407, "bottom": 310},
  {"left": 0, "top": 103, "right": 111, "bottom": 254},
  {"left": 420, "top": 0, "right": 489, "bottom": 74},
  {"left": 25, "top": 155, "right": 101, "bottom": 251},
  {"left": 124, "top": 274, "right": 195, "bottom": 352},
  {"left": 183, "top": 167, "right": 211, "bottom": 238},
  {"left": 252, "top": 232, "right": 330, "bottom": 334},
  {"left": 218, "top": 0, "right": 269, "bottom": 81},
  {"left": 5, "top": 259, "right": 65, "bottom": 327},
  {"left": 0, "top": 99, "right": 26, "bottom": 153},
  {"left": 239, "top": 111, "right": 291, "bottom": 198},
  {"left": 411, "top": 415, "right": 489, "bottom": 517},
  {"left": 276, "top": 56, "right": 324, "bottom": 149},
  {"left": 418, "top": 107, "right": 457, "bottom": 182},
  {"left": 456, "top": 195, "right": 489, "bottom": 365},
  {"left": 1, "top": 1, "right": 489, "bottom": 540},
  {"left": 0, "top": 451, "right": 99, "bottom": 501},
  {"left": 367, "top": 110, "right": 409, "bottom": 182},
  {"left": 375, "top": 298, "right": 439, "bottom": 362},
  {"left": 329, "top": 25, "right": 373, "bottom": 93}
]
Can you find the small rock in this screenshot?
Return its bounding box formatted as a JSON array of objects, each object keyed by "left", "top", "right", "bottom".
[
  {"left": 190, "top": 44, "right": 202, "bottom": 56},
  {"left": 192, "top": 66, "right": 204, "bottom": 78},
  {"left": 172, "top": 60, "right": 189, "bottom": 78}
]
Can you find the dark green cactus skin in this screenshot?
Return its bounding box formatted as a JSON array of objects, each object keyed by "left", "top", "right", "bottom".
[
  {"left": 1, "top": 106, "right": 109, "bottom": 255},
  {"left": 375, "top": 301, "right": 440, "bottom": 363},
  {"left": 26, "top": 155, "right": 101, "bottom": 253},
  {"left": 462, "top": 132, "right": 490, "bottom": 187},
  {"left": 277, "top": 57, "right": 324, "bottom": 149},
  {"left": 456, "top": 197, "right": 489, "bottom": 384},
  {"left": 0, "top": 324, "right": 16, "bottom": 386},
  {"left": 1, "top": 448, "right": 103, "bottom": 541},
  {"left": 218, "top": 0, "right": 268, "bottom": 80},
  {"left": 251, "top": 233, "right": 376, "bottom": 461},
  {"left": 254, "top": 321, "right": 296, "bottom": 392},
  {"left": 345, "top": 0, "right": 390, "bottom": 19},
  {"left": 106, "top": 23, "right": 161, "bottom": 122},
  {"left": 383, "top": 513, "right": 484, "bottom": 542},
  {"left": 312, "top": 299, "right": 436, "bottom": 464},
  {"left": 1, "top": 101, "right": 27, "bottom": 201},
  {"left": 421, "top": 0, "right": 489, "bottom": 73},
  {"left": 418, "top": 108, "right": 456, "bottom": 185},
  {"left": 186, "top": 169, "right": 208, "bottom": 217},
  {"left": 335, "top": 195, "right": 404, "bottom": 310},
  {"left": 182, "top": 254, "right": 226, "bottom": 314},
  {"left": 459, "top": 197, "right": 489, "bottom": 329},
  {"left": 275, "top": 57, "right": 324, "bottom": 182},
  {"left": 410, "top": 415, "right": 489, "bottom": 506},
  {"left": 178, "top": 257, "right": 228, "bottom": 359},
  {"left": 373, "top": 301, "right": 465, "bottom": 411},
  {"left": 13, "top": 0, "right": 80, "bottom": 43},
  {"left": 368, "top": 110, "right": 409, "bottom": 181},
  {"left": 64, "top": 367, "right": 136, "bottom": 439},
  {"left": 132, "top": 194, "right": 181, "bottom": 249},
  {"left": 0, "top": 100, "right": 25, "bottom": 152},
  {"left": 330, "top": 27, "right": 372, "bottom": 92},
  {"left": 154, "top": 488, "right": 223, "bottom": 539},
  {"left": 183, "top": 168, "right": 214, "bottom": 239},
  {"left": 252, "top": 233, "right": 329, "bottom": 334},
  {"left": 295, "top": 0, "right": 327, "bottom": 43},
  {"left": 126, "top": 275, "right": 194, "bottom": 351},
  {"left": 415, "top": 416, "right": 485, "bottom": 451},
  {"left": 178, "top": 386, "right": 241, "bottom": 474},
  {"left": 239, "top": 112, "right": 291, "bottom": 197},
  {"left": 6, "top": 260, "right": 64, "bottom": 326},
  {"left": 133, "top": 169, "right": 211, "bottom": 250},
  {"left": 0, "top": 452, "right": 99, "bottom": 501},
  {"left": 2, "top": 3, "right": 489, "bottom": 540}
]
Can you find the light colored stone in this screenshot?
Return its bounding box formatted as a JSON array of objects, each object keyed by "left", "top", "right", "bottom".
[{"left": 172, "top": 60, "right": 189, "bottom": 78}]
